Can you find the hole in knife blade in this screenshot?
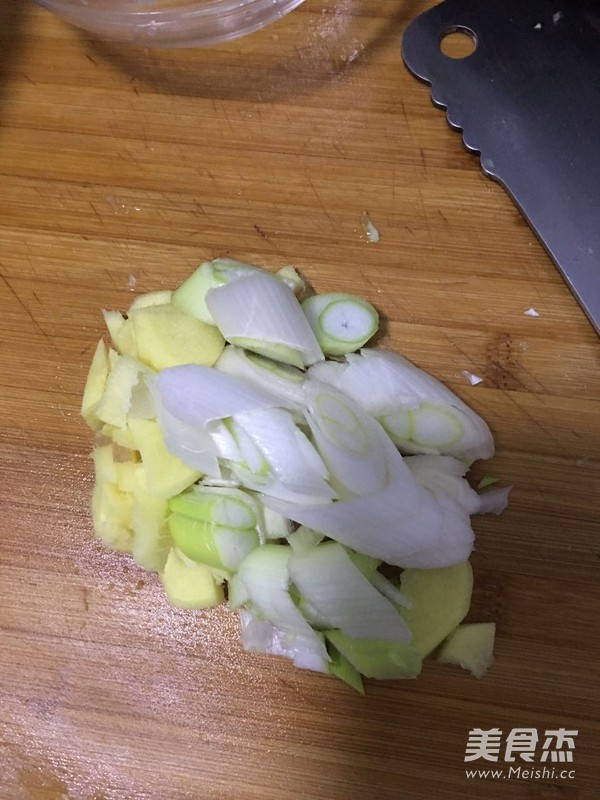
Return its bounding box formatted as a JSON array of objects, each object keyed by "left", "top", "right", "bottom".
[{"left": 439, "top": 27, "right": 477, "bottom": 59}]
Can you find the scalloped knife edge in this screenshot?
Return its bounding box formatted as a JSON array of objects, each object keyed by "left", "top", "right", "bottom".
[{"left": 402, "top": 0, "right": 600, "bottom": 335}]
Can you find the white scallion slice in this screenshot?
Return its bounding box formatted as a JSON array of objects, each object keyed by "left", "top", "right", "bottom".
[
  {"left": 228, "top": 572, "right": 250, "bottom": 609},
  {"left": 173, "top": 259, "right": 309, "bottom": 325},
  {"left": 287, "top": 526, "right": 324, "bottom": 556},
  {"left": 303, "top": 380, "right": 390, "bottom": 497},
  {"left": 369, "top": 572, "right": 412, "bottom": 610},
  {"left": 238, "top": 607, "right": 329, "bottom": 673},
  {"left": 301, "top": 293, "right": 379, "bottom": 356},
  {"left": 205, "top": 273, "right": 324, "bottom": 368},
  {"left": 405, "top": 455, "right": 481, "bottom": 515},
  {"left": 262, "top": 426, "right": 475, "bottom": 568},
  {"left": 208, "top": 419, "right": 243, "bottom": 462},
  {"left": 307, "top": 358, "right": 347, "bottom": 387},
  {"left": 360, "top": 211, "right": 380, "bottom": 243},
  {"left": 262, "top": 506, "right": 294, "bottom": 541},
  {"left": 148, "top": 376, "right": 220, "bottom": 476},
  {"left": 409, "top": 403, "right": 463, "bottom": 449},
  {"left": 215, "top": 345, "right": 306, "bottom": 411},
  {"left": 310, "top": 348, "right": 494, "bottom": 462},
  {"left": 236, "top": 545, "right": 330, "bottom": 663},
  {"left": 223, "top": 416, "right": 270, "bottom": 477},
  {"left": 222, "top": 409, "right": 336, "bottom": 506},
  {"left": 156, "top": 364, "right": 292, "bottom": 431},
  {"left": 288, "top": 542, "right": 412, "bottom": 642},
  {"left": 199, "top": 472, "right": 240, "bottom": 490},
  {"left": 477, "top": 485, "right": 512, "bottom": 515}
]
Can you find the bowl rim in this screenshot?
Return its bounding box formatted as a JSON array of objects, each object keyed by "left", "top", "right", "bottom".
[
  {"left": 34, "top": 0, "right": 306, "bottom": 46},
  {"left": 36, "top": 0, "right": 302, "bottom": 21}
]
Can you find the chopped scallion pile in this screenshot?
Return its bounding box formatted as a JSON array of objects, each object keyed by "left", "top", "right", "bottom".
[{"left": 82, "top": 257, "right": 507, "bottom": 692}]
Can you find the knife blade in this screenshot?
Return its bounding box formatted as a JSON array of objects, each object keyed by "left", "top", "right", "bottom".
[{"left": 402, "top": 0, "right": 600, "bottom": 334}]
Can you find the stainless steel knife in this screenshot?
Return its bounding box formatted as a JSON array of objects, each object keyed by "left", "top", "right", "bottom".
[{"left": 402, "top": 0, "right": 600, "bottom": 334}]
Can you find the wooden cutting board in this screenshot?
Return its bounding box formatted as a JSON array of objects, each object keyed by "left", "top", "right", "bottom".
[{"left": 1, "top": 2, "right": 598, "bottom": 798}]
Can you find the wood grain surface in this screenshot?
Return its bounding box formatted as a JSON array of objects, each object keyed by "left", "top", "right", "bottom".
[{"left": 1, "top": 2, "right": 599, "bottom": 798}]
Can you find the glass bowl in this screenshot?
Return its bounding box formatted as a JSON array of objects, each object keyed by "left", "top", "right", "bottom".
[{"left": 34, "top": 0, "right": 306, "bottom": 48}]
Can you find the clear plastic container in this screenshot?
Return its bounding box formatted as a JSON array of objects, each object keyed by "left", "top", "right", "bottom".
[{"left": 34, "top": 0, "right": 306, "bottom": 48}]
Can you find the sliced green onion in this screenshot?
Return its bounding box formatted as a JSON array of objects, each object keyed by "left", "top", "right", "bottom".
[
  {"left": 345, "top": 550, "right": 380, "bottom": 581},
  {"left": 169, "top": 486, "right": 259, "bottom": 530},
  {"left": 231, "top": 340, "right": 306, "bottom": 370},
  {"left": 477, "top": 485, "right": 512, "bottom": 515},
  {"left": 327, "top": 642, "right": 365, "bottom": 694},
  {"left": 275, "top": 265, "right": 307, "bottom": 299},
  {"left": 198, "top": 474, "right": 241, "bottom": 489},
  {"left": 205, "top": 273, "right": 324, "bottom": 368},
  {"left": 172, "top": 259, "right": 309, "bottom": 326},
  {"left": 405, "top": 455, "right": 481, "bottom": 515},
  {"left": 149, "top": 377, "right": 220, "bottom": 476},
  {"left": 360, "top": 211, "right": 380, "bottom": 244},
  {"left": 263, "top": 429, "right": 475, "bottom": 568},
  {"left": 379, "top": 407, "right": 414, "bottom": 441},
  {"left": 156, "top": 364, "right": 292, "bottom": 431},
  {"left": 215, "top": 345, "right": 306, "bottom": 411},
  {"left": 238, "top": 607, "right": 329, "bottom": 673},
  {"left": 303, "top": 381, "right": 389, "bottom": 497},
  {"left": 307, "top": 358, "right": 346, "bottom": 387},
  {"left": 169, "top": 513, "right": 259, "bottom": 572},
  {"left": 288, "top": 542, "right": 412, "bottom": 642},
  {"left": 171, "top": 258, "right": 262, "bottom": 324},
  {"left": 236, "top": 545, "right": 330, "bottom": 662},
  {"left": 223, "top": 417, "right": 270, "bottom": 477},
  {"left": 410, "top": 403, "right": 464, "bottom": 449},
  {"left": 369, "top": 572, "right": 412, "bottom": 610},
  {"left": 262, "top": 506, "right": 294, "bottom": 541},
  {"left": 296, "top": 596, "right": 332, "bottom": 630},
  {"left": 302, "top": 293, "right": 379, "bottom": 356},
  {"left": 309, "top": 349, "right": 494, "bottom": 462},
  {"left": 209, "top": 419, "right": 243, "bottom": 462},
  {"left": 287, "top": 526, "right": 324, "bottom": 556},
  {"left": 227, "top": 572, "right": 250, "bottom": 610},
  {"left": 477, "top": 475, "right": 499, "bottom": 490},
  {"left": 324, "top": 630, "right": 422, "bottom": 680},
  {"left": 228, "top": 408, "right": 336, "bottom": 504}
]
